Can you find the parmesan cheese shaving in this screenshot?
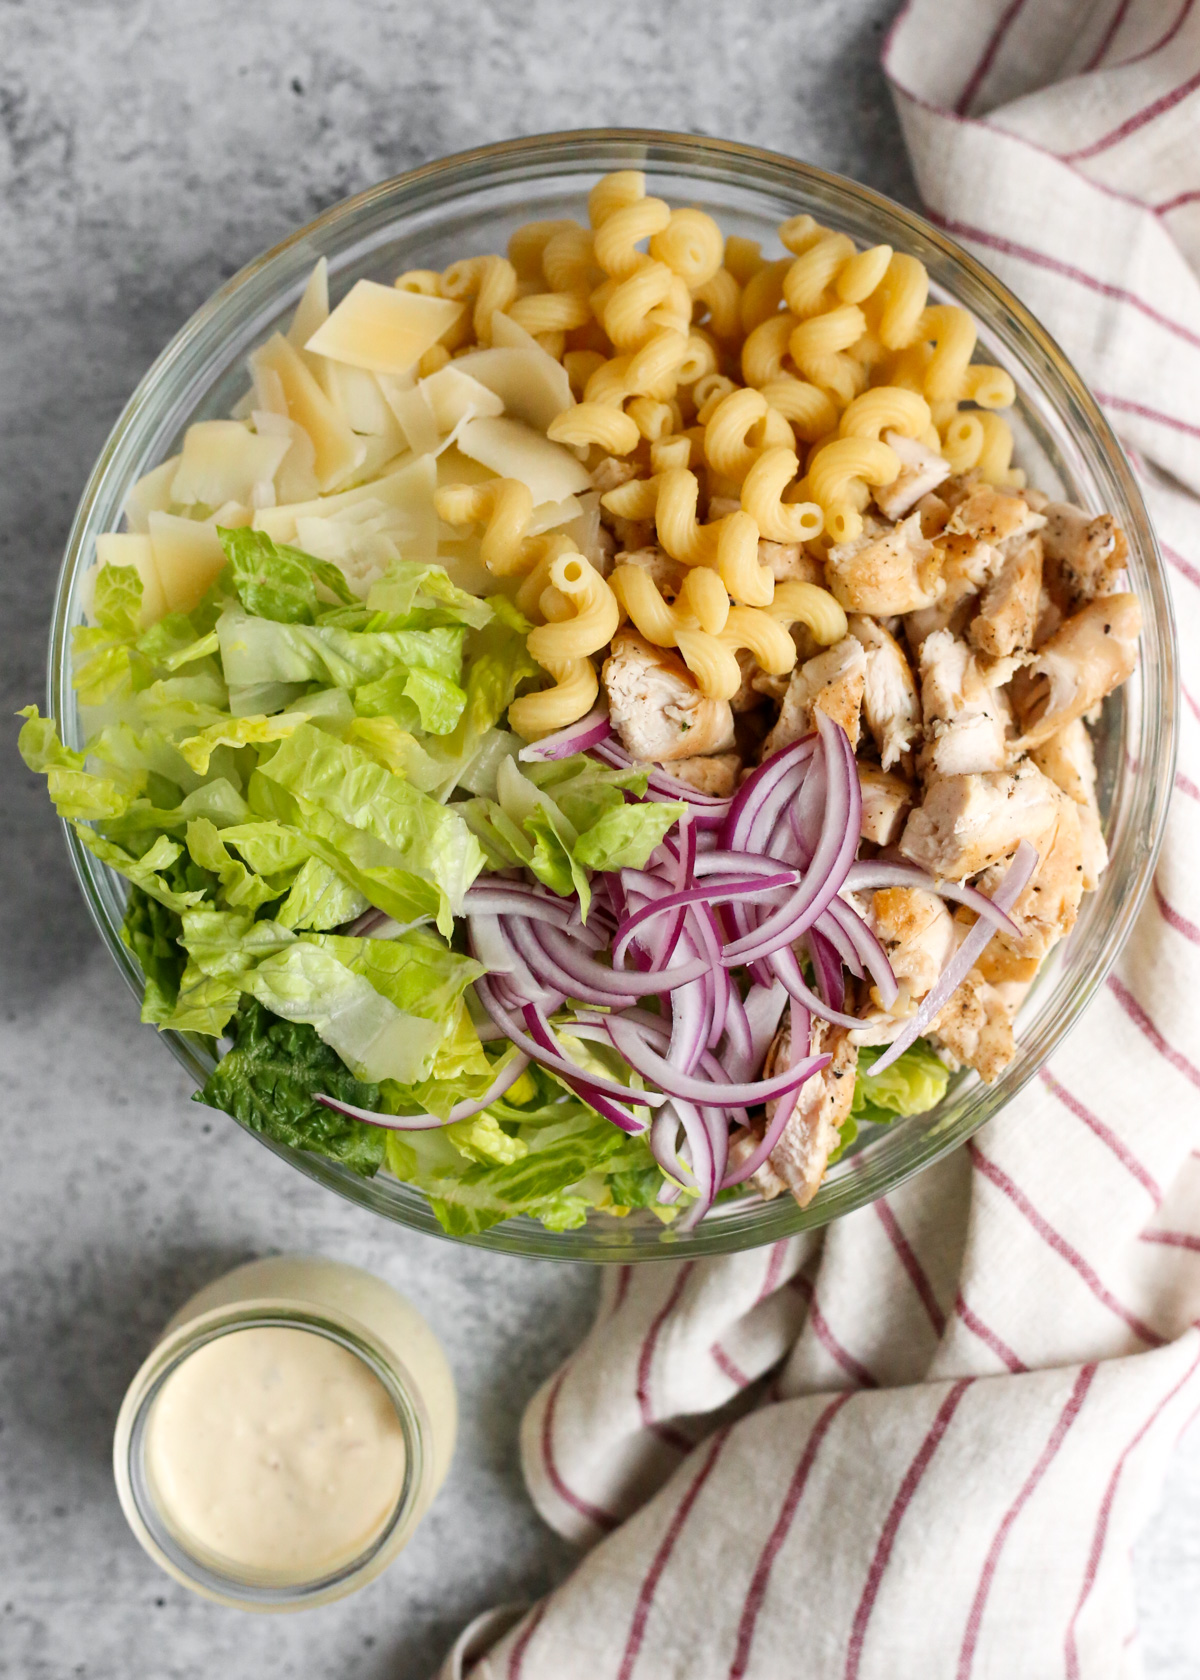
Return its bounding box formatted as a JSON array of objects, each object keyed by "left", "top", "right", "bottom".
[
  {"left": 527, "top": 496, "right": 584, "bottom": 536},
  {"left": 170, "top": 422, "right": 291, "bottom": 512},
  {"left": 250, "top": 333, "right": 367, "bottom": 493},
  {"left": 305, "top": 280, "right": 464, "bottom": 376},
  {"left": 287, "top": 258, "right": 330, "bottom": 351},
  {"left": 252, "top": 411, "right": 321, "bottom": 505},
  {"left": 455, "top": 416, "right": 592, "bottom": 504},
  {"left": 148, "top": 513, "right": 229, "bottom": 615},
  {"left": 254, "top": 455, "right": 438, "bottom": 556},
  {"left": 94, "top": 533, "right": 168, "bottom": 626},
  {"left": 452, "top": 346, "right": 573, "bottom": 432},
  {"left": 123, "top": 456, "right": 181, "bottom": 534},
  {"left": 419, "top": 365, "right": 505, "bottom": 433}
]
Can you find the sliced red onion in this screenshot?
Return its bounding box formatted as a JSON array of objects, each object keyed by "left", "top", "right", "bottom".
[
  {"left": 866, "top": 841, "right": 1039, "bottom": 1077},
  {"left": 507, "top": 916, "right": 640, "bottom": 1008},
  {"left": 315, "top": 1049, "right": 532, "bottom": 1131},
  {"left": 843, "top": 860, "right": 1023, "bottom": 940},
  {"left": 721, "top": 716, "right": 861, "bottom": 966},
  {"left": 821, "top": 897, "right": 898, "bottom": 1007},
  {"left": 532, "top": 920, "right": 712, "bottom": 996},
  {"left": 721, "top": 997, "right": 823, "bottom": 1187},
  {"left": 720, "top": 983, "right": 756, "bottom": 1080},
  {"left": 518, "top": 708, "right": 612, "bottom": 761},
  {"left": 468, "top": 914, "right": 565, "bottom": 1010},
  {"left": 473, "top": 977, "right": 662, "bottom": 1113},
  {"left": 807, "top": 929, "right": 847, "bottom": 1013},
  {"left": 719, "top": 734, "right": 818, "bottom": 852},
  {"left": 519, "top": 1003, "right": 651, "bottom": 1134},
  {"left": 768, "top": 944, "right": 863, "bottom": 1030},
  {"left": 650, "top": 1103, "right": 690, "bottom": 1185},
  {"left": 600, "top": 1014, "right": 830, "bottom": 1109},
  {"left": 611, "top": 872, "right": 800, "bottom": 966}
]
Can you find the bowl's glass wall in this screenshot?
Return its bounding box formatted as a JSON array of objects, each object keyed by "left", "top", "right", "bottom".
[{"left": 51, "top": 131, "right": 1177, "bottom": 1260}]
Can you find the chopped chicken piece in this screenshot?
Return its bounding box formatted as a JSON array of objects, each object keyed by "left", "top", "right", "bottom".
[
  {"left": 730, "top": 647, "right": 764, "bottom": 713},
  {"left": 905, "top": 530, "right": 1000, "bottom": 650},
  {"left": 761, "top": 636, "right": 866, "bottom": 758},
  {"left": 605, "top": 514, "right": 655, "bottom": 552},
  {"left": 664, "top": 751, "right": 741, "bottom": 797},
  {"left": 849, "top": 614, "right": 920, "bottom": 769},
  {"left": 760, "top": 539, "right": 824, "bottom": 585},
  {"left": 946, "top": 483, "right": 1045, "bottom": 548},
  {"left": 972, "top": 784, "right": 1084, "bottom": 975},
  {"left": 873, "top": 431, "right": 953, "bottom": 521},
  {"left": 969, "top": 534, "right": 1043, "bottom": 658},
  {"left": 591, "top": 457, "right": 641, "bottom": 494},
  {"left": 1011, "top": 593, "right": 1140, "bottom": 750},
  {"left": 900, "top": 759, "right": 1064, "bottom": 880},
  {"left": 602, "top": 630, "right": 735, "bottom": 763},
  {"left": 616, "top": 544, "right": 686, "bottom": 595},
  {"left": 744, "top": 1020, "right": 858, "bottom": 1208},
  {"left": 859, "top": 763, "right": 913, "bottom": 847},
  {"left": 1030, "top": 717, "right": 1107, "bottom": 889},
  {"left": 824, "top": 513, "right": 944, "bottom": 616},
  {"left": 929, "top": 967, "right": 1015, "bottom": 1083},
  {"left": 918, "top": 629, "right": 1012, "bottom": 777},
  {"left": 1041, "top": 502, "right": 1128, "bottom": 612},
  {"left": 873, "top": 886, "right": 957, "bottom": 1001},
  {"left": 707, "top": 495, "right": 742, "bottom": 520},
  {"left": 915, "top": 490, "right": 951, "bottom": 538}
]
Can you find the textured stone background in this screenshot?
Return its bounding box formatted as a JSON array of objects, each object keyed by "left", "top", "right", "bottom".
[{"left": 1, "top": 2, "right": 1197, "bottom": 1676}]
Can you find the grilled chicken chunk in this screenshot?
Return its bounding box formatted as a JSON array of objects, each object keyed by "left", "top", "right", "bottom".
[
  {"left": 945, "top": 483, "right": 1045, "bottom": 548},
  {"left": 873, "top": 431, "right": 953, "bottom": 521},
  {"left": 603, "top": 630, "right": 736, "bottom": 763},
  {"left": 1012, "top": 593, "right": 1140, "bottom": 750},
  {"left": 929, "top": 968, "right": 1015, "bottom": 1083},
  {"left": 1030, "top": 717, "right": 1107, "bottom": 890},
  {"left": 761, "top": 636, "right": 866, "bottom": 758},
  {"left": 899, "top": 758, "right": 1065, "bottom": 880},
  {"left": 1041, "top": 502, "right": 1128, "bottom": 612},
  {"left": 873, "top": 886, "right": 957, "bottom": 1001},
  {"left": 746, "top": 1019, "right": 858, "bottom": 1208},
  {"left": 849, "top": 614, "right": 921, "bottom": 770},
  {"left": 918, "top": 629, "right": 1012, "bottom": 777},
  {"left": 616, "top": 544, "right": 686, "bottom": 594},
  {"left": 904, "top": 528, "right": 1001, "bottom": 651},
  {"left": 759, "top": 539, "right": 825, "bottom": 585},
  {"left": 969, "top": 534, "right": 1043, "bottom": 658},
  {"left": 664, "top": 751, "right": 741, "bottom": 797},
  {"left": 825, "top": 513, "right": 944, "bottom": 616},
  {"left": 858, "top": 763, "right": 913, "bottom": 847},
  {"left": 972, "top": 785, "right": 1084, "bottom": 979}
]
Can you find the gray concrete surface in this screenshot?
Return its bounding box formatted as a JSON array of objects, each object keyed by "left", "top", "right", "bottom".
[{"left": 1, "top": 3, "right": 1197, "bottom": 1676}]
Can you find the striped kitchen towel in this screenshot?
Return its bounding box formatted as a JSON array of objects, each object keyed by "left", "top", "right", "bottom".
[{"left": 440, "top": 4, "right": 1200, "bottom": 1675}]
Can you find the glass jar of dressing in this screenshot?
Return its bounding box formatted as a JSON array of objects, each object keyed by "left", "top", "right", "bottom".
[{"left": 113, "top": 1255, "right": 456, "bottom": 1610}]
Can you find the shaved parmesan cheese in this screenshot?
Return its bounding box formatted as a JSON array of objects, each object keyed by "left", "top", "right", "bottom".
[
  {"left": 455, "top": 416, "right": 592, "bottom": 504},
  {"left": 436, "top": 536, "right": 495, "bottom": 598},
  {"left": 171, "top": 421, "right": 291, "bottom": 511},
  {"left": 251, "top": 357, "right": 289, "bottom": 417},
  {"left": 287, "top": 258, "right": 329, "bottom": 350},
  {"left": 453, "top": 346, "right": 573, "bottom": 432},
  {"left": 384, "top": 384, "right": 441, "bottom": 457},
  {"left": 148, "top": 513, "right": 228, "bottom": 615},
  {"left": 252, "top": 411, "right": 321, "bottom": 505},
  {"left": 123, "top": 456, "right": 181, "bottom": 533},
  {"left": 527, "top": 495, "right": 583, "bottom": 536},
  {"left": 255, "top": 455, "right": 439, "bottom": 557},
  {"left": 250, "top": 333, "right": 366, "bottom": 492},
  {"left": 565, "top": 489, "right": 606, "bottom": 567},
  {"left": 305, "top": 280, "right": 464, "bottom": 376},
  {"left": 420, "top": 365, "right": 505, "bottom": 433},
  {"left": 93, "top": 533, "right": 168, "bottom": 626},
  {"left": 319, "top": 360, "right": 406, "bottom": 442},
  {"left": 211, "top": 501, "right": 254, "bottom": 528}
]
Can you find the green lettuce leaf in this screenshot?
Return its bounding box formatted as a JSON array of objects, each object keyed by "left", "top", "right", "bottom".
[
  {"left": 573, "top": 801, "right": 686, "bottom": 872},
  {"left": 850, "top": 1039, "right": 950, "bottom": 1127},
  {"left": 354, "top": 665, "right": 467, "bottom": 735},
  {"left": 250, "top": 723, "right": 485, "bottom": 934},
  {"left": 217, "top": 607, "right": 465, "bottom": 693},
  {"left": 74, "top": 830, "right": 210, "bottom": 912},
  {"left": 242, "top": 941, "right": 444, "bottom": 1083},
  {"left": 275, "top": 858, "right": 368, "bottom": 930},
  {"left": 197, "top": 999, "right": 386, "bottom": 1175},
  {"left": 219, "top": 526, "right": 356, "bottom": 622},
  {"left": 364, "top": 559, "right": 494, "bottom": 630}
]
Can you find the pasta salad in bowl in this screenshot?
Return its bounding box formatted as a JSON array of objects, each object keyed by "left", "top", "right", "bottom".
[{"left": 30, "top": 133, "right": 1174, "bottom": 1259}]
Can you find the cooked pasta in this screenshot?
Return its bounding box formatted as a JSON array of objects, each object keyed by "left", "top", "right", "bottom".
[
  {"left": 741, "top": 448, "right": 825, "bottom": 544},
  {"left": 420, "top": 169, "right": 1027, "bottom": 751}
]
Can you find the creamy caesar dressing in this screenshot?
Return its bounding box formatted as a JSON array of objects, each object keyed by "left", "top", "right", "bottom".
[
  {"left": 115, "top": 1256, "right": 456, "bottom": 1607},
  {"left": 145, "top": 1326, "right": 407, "bottom": 1585}
]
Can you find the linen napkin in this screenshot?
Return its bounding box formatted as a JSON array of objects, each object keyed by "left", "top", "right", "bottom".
[{"left": 440, "top": 4, "right": 1200, "bottom": 1673}]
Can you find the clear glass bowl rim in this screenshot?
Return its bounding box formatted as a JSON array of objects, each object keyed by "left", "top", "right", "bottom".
[{"left": 49, "top": 127, "right": 1178, "bottom": 1262}]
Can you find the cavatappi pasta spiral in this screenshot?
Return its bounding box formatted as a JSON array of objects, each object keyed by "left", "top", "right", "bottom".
[{"left": 423, "top": 169, "right": 1023, "bottom": 733}]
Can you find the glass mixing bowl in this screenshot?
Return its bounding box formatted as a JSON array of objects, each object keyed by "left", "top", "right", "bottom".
[{"left": 48, "top": 129, "right": 1177, "bottom": 1261}]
